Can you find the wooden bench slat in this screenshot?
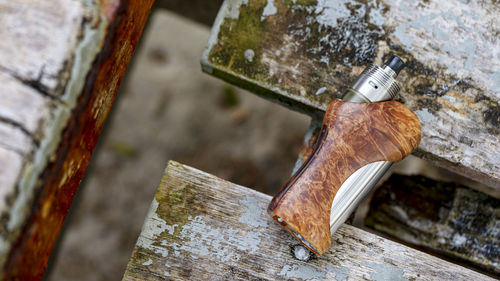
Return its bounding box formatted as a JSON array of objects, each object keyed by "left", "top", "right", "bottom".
[
  {"left": 123, "top": 161, "right": 494, "bottom": 281},
  {"left": 0, "top": 0, "right": 154, "bottom": 278},
  {"left": 0, "top": 0, "right": 87, "bottom": 96},
  {"left": 365, "top": 174, "right": 500, "bottom": 275},
  {"left": 0, "top": 123, "right": 33, "bottom": 157},
  {"left": 0, "top": 72, "right": 51, "bottom": 136},
  {"left": 201, "top": 0, "right": 500, "bottom": 190}
]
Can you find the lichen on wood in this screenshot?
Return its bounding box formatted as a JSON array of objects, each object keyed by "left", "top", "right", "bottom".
[
  {"left": 202, "top": 0, "right": 500, "bottom": 190},
  {"left": 365, "top": 174, "right": 500, "bottom": 276}
]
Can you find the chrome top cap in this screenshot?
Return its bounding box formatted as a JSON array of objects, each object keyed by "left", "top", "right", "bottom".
[{"left": 351, "top": 55, "right": 405, "bottom": 102}]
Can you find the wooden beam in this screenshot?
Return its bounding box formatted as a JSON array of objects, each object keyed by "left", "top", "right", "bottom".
[
  {"left": 123, "top": 161, "right": 493, "bottom": 280},
  {"left": 364, "top": 174, "right": 500, "bottom": 276},
  {"left": 0, "top": 0, "right": 154, "bottom": 279},
  {"left": 201, "top": 0, "right": 500, "bottom": 191}
]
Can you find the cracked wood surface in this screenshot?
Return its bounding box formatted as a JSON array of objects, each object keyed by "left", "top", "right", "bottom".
[
  {"left": 201, "top": 0, "right": 500, "bottom": 192},
  {"left": 0, "top": 0, "right": 153, "bottom": 279},
  {"left": 123, "top": 161, "right": 494, "bottom": 281}
]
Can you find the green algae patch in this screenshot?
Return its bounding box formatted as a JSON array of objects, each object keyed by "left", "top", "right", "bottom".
[
  {"left": 128, "top": 248, "right": 155, "bottom": 270},
  {"left": 155, "top": 171, "right": 198, "bottom": 238},
  {"left": 209, "top": 0, "right": 270, "bottom": 82}
]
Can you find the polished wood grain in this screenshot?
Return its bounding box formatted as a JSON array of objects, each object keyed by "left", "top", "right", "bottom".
[{"left": 269, "top": 100, "right": 421, "bottom": 254}]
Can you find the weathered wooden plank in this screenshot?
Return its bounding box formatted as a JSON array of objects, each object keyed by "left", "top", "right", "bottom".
[
  {"left": 0, "top": 0, "right": 154, "bottom": 279},
  {"left": 123, "top": 161, "right": 493, "bottom": 281},
  {"left": 0, "top": 72, "right": 51, "bottom": 137},
  {"left": 0, "top": 123, "right": 33, "bottom": 157},
  {"left": 364, "top": 174, "right": 500, "bottom": 276},
  {"left": 0, "top": 1, "right": 87, "bottom": 96},
  {"left": 201, "top": 0, "right": 500, "bottom": 190}
]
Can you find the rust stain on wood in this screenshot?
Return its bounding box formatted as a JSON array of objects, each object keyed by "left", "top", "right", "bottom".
[{"left": 2, "top": 1, "right": 154, "bottom": 279}]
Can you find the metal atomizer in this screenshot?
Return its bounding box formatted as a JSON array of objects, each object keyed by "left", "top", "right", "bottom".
[
  {"left": 268, "top": 55, "right": 420, "bottom": 256},
  {"left": 329, "top": 55, "right": 405, "bottom": 235}
]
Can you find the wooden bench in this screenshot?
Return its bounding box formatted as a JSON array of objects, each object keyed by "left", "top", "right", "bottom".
[
  {"left": 0, "top": 1, "right": 153, "bottom": 279},
  {"left": 200, "top": 0, "right": 500, "bottom": 193},
  {"left": 120, "top": 0, "right": 499, "bottom": 279},
  {"left": 123, "top": 161, "right": 495, "bottom": 280}
]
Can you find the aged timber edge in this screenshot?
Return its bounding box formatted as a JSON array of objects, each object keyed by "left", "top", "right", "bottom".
[
  {"left": 2, "top": 1, "right": 154, "bottom": 280},
  {"left": 202, "top": 60, "right": 500, "bottom": 193},
  {"left": 200, "top": 0, "right": 325, "bottom": 116},
  {"left": 363, "top": 174, "right": 500, "bottom": 276}
]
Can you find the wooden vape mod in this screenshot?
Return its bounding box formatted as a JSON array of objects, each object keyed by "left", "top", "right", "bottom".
[{"left": 268, "top": 56, "right": 421, "bottom": 255}]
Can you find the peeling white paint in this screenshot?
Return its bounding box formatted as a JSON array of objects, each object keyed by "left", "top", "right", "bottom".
[
  {"left": 387, "top": 0, "right": 499, "bottom": 97},
  {"left": 278, "top": 264, "right": 326, "bottom": 280},
  {"left": 314, "top": 0, "right": 351, "bottom": 28},
  {"left": 136, "top": 200, "right": 267, "bottom": 266},
  {"left": 142, "top": 258, "right": 153, "bottom": 266},
  {"left": 315, "top": 87, "right": 327, "bottom": 96},
  {"left": 491, "top": 71, "right": 500, "bottom": 93},
  {"left": 261, "top": 0, "right": 277, "bottom": 20},
  {"left": 167, "top": 215, "right": 263, "bottom": 265},
  {"left": 363, "top": 262, "right": 408, "bottom": 281},
  {"left": 415, "top": 108, "right": 437, "bottom": 122},
  {"left": 441, "top": 95, "right": 457, "bottom": 103},
  {"left": 227, "top": 0, "right": 249, "bottom": 19},
  {"left": 136, "top": 199, "right": 170, "bottom": 258},
  {"left": 319, "top": 56, "right": 329, "bottom": 66},
  {"left": 244, "top": 49, "right": 255, "bottom": 63},
  {"left": 452, "top": 233, "right": 467, "bottom": 246},
  {"left": 238, "top": 195, "right": 268, "bottom": 228},
  {"left": 326, "top": 264, "right": 349, "bottom": 281},
  {"left": 369, "top": 3, "right": 386, "bottom": 26},
  {"left": 201, "top": 0, "right": 500, "bottom": 191}
]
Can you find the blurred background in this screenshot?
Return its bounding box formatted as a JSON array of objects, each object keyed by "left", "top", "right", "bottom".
[{"left": 45, "top": 3, "right": 310, "bottom": 280}]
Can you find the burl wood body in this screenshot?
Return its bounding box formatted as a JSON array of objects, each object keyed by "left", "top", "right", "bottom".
[{"left": 268, "top": 100, "right": 421, "bottom": 254}]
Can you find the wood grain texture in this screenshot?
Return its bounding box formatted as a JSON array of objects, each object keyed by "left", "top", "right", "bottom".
[
  {"left": 364, "top": 174, "right": 500, "bottom": 276},
  {"left": 123, "top": 161, "right": 494, "bottom": 281},
  {"left": 201, "top": 0, "right": 500, "bottom": 191},
  {"left": 0, "top": 0, "right": 153, "bottom": 279},
  {"left": 269, "top": 100, "right": 420, "bottom": 254}
]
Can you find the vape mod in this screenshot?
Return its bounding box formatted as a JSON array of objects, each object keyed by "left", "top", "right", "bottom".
[{"left": 268, "top": 56, "right": 421, "bottom": 255}]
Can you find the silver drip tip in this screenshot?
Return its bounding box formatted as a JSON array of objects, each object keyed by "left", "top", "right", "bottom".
[{"left": 330, "top": 55, "right": 405, "bottom": 236}]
